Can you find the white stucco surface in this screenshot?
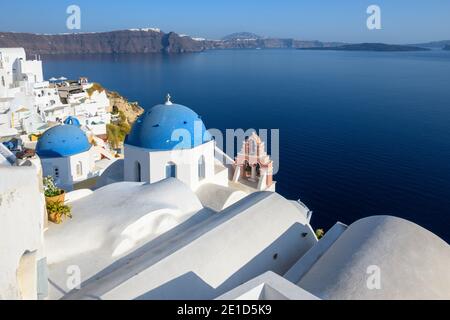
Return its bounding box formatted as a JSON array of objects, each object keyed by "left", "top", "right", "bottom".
[
  {"left": 45, "top": 178, "right": 205, "bottom": 299},
  {"left": 195, "top": 183, "right": 248, "bottom": 211},
  {"left": 95, "top": 159, "right": 124, "bottom": 189},
  {"left": 216, "top": 271, "right": 319, "bottom": 300},
  {"left": 60, "top": 191, "right": 317, "bottom": 300},
  {"left": 284, "top": 222, "right": 348, "bottom": 284},
  {"left": 40, "top": 149, "right": 92, "bottom": 191},
  {"left": 124, "top": 140, "right": 223, "bottom": 191},
  {"left": 0, "top": 163, "right": 45, "bottom": 299},
  {"left": 296, "top": 215, "right": 450, "bottom": 300},
  {"left": 64, "top": 189, "right": 93, "bottom": 203}
]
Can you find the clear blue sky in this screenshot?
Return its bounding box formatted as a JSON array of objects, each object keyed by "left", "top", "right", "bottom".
[{"left": 0, "top": 0, "right": 449, "bottom": 43}]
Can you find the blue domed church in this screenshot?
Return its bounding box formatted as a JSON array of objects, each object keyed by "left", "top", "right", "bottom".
[
  {"left": 124, "top": 95, "right": 227, "bottom": 190},
  {"left": 36, "top": 120, "right": 94, "bottom": 190}
]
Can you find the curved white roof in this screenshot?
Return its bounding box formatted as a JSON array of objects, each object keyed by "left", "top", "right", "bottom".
[
  {"left": 297, "top": 215, "right": 450, "bottom": 300},
  {"left": 60, "top": 192, "right": 317, "bottom": 300},
  {"left": 46, "top": 178, "right": 205, "bottom": 299},
  {"left": 195, "top": 183, "right": 248, "bottom": 211}
]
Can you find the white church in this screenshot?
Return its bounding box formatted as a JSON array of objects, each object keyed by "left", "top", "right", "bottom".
[
  {"left": 123, "top": 94, "right": 227, "bottom": 190},
  {"left": 1, "top": 94, "right": 450, "bottom": 300}
]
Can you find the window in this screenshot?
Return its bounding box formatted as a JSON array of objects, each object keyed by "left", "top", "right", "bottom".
[
  {"left": 165, "top": 162, "right": 176, "bottom": 178},
  {"left": 1, "top": 76, "right": 5, "bottom": 87},
  {"left": 135, "top": 161, "right": 141, "bottom": 182},
  {"left": 249, "top": 139, "right": 257, "bottom": 155},
  {"left": 76, "top": 161, "right": 83, "bottom": 177},
  {"left": 198, "top": 155, "right": 206, "bottom": 181}
]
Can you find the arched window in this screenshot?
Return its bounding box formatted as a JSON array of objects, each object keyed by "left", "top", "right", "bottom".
[
  {"left": 256, "top": 163, "right": 261, "bottom": 177},
  {"left": 198, "top": 155, "right": 206, "bottom": 181},
  {"left": 76, "top": 161, "right": 83, "bottom": 177},
  {"left": 244, "top": 161, "right": 251, "bottom": 177},
  {"left": 135, "top": 161, "right": 141, "bottom": 182},
  {"left": 165, "top": 162, "right": 177, "bottom": 178},
  {"left": 249, "top": 139, "right": 257, "bottom": 155}
]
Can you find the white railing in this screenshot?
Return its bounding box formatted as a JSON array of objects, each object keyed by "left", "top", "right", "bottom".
[{"left": 297, "top": 199, "right": 313, "bottom": 221}]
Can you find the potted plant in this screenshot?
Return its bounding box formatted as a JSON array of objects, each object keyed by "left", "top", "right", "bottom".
[
  {"left": 43, "top": 176, "right": 65, "bottom": 205},
  {"left": 315, "top": 228, "right": 325, "bottom": 240},
  {"left": 47, "top": 201, "right": 72, "bottom": 224}
]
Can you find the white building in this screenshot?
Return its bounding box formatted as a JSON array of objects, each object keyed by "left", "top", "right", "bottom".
[
  {"left": 124, "top": 95, "right": 228, "bottom": 191},
  {"left": 0, "top": 48, "right": 43, "bottom": 137},
  {"left": 0, "top": 48, "right": 110, "bottom": 139},
  {"left": 35, "top": 120, "right": 114, "bottom": 191},
  {"left": 0, "top": 159, "right": 47, "bottom": 300},
  {"left": 0, "top": 48, "right": 42, "bottom": 99}
]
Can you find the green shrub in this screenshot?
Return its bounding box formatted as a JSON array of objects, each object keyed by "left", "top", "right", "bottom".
[
  {"left": 315, "top": 228, "right": 325, "bottom": 240},
  {"left": 47, "top": 201, "right": 72, "bottom": 224},
  {"left": 106, "top": 111, "right": 131, "bottom": 149}
]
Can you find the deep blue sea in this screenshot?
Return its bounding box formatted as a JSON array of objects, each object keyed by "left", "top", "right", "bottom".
[{"left": 43, "top": 49, "right": 450, "bottom": 242}]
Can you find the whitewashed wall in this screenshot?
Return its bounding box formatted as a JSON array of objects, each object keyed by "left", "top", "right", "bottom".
[
  {"left": 0, "top": 162, "right": 46, "bottom": 299},
  {"left": 124, "top": 140, "right": 217, "bottom": 190}
]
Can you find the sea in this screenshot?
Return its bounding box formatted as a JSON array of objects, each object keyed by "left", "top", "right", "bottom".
[{"left": 42, "top": 49, "right": 450, "bottom": 242}]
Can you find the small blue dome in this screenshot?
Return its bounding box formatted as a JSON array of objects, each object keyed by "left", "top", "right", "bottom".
[
  {"left": 125, "top": 100, "right": 211, "bottom": 150},
  {"left": 36, "top": 125, "right": 91, "bottom": 158},
  {"left": 64, "top": 116, "right": 81, "bottom": 127}
]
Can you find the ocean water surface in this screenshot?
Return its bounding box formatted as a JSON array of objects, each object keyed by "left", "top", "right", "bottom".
[{"left": 43, "top": 49, "right": 450, "bottom": 241}]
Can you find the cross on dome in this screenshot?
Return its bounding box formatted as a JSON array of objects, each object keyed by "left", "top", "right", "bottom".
[{"left": 165, "top": 93, "right": 173, "bottom": 105}]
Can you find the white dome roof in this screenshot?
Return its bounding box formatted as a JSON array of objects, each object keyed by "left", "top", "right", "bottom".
[{"left": 297, "top": 215, "right": 450, "bottom": 299}]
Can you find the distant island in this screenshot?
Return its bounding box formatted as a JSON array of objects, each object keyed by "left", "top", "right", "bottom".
[
  {"left": 299, "top": 43, "right": 430, "bottom": 52},
  {"left": 0, "top": 29, "right": 446, "bottom": 55},
  {"left": 409, "top": 40, "right": 450, "bottom": 49},
  {"left": 221, "top": 32, "right": 263, "bottom": 41}
]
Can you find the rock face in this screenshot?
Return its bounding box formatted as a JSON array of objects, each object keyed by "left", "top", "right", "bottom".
[
  {"left": 0, "top": 30, "right": 206, "bottom": 55},
  {"left": 106, "top": 90, "right": 144, "bottom": 124},
  {"left": 0, "top": 29, "right": 340, "bottom": 55}
]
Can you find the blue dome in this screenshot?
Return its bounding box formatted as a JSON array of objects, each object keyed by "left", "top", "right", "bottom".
[
  {"left": 36, "top": 125, "right": 91, "bottom": 158},
  {"left": 125, "top": 102, "right": 211, "bottom": 150}
]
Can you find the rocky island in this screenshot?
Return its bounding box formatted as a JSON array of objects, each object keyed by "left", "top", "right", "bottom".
[{"left": 299, "top": 43, "right": 430, "bottom": 52}]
